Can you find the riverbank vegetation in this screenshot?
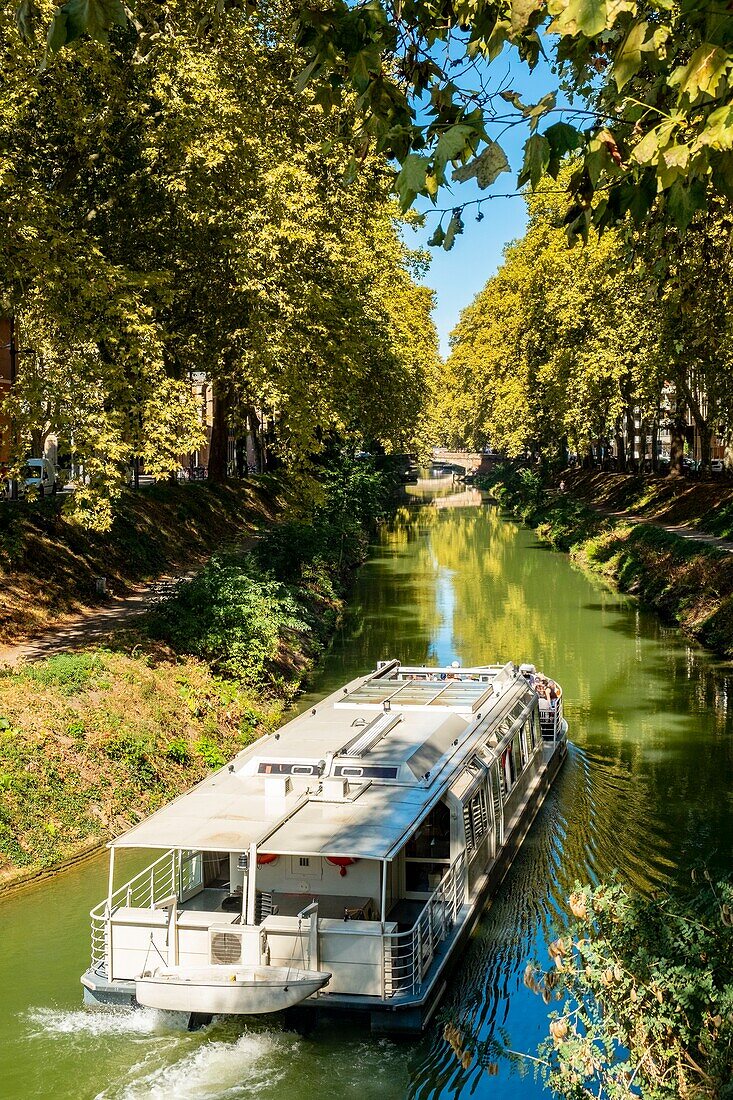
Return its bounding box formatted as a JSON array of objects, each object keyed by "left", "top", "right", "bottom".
[
  {"left": 528, "top": 877, "right": 733, "bottom": 1099},
  {"left": 0, "top": 478, "right": 278, "bottom": 643},
  {"left": 0, "top": 456, "right": 394, "bottom": 890},
  {"left": 487, "top": 466, "right": 733, "bottom": 659}
]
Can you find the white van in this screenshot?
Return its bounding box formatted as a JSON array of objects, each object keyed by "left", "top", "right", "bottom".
[{"left": 20, "top": 457, "right": 59, "bottom": 496}]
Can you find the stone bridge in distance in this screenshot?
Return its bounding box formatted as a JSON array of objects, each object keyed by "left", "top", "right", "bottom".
[{"left": 432, "top": 449, "right": 501, "bottom": 476}]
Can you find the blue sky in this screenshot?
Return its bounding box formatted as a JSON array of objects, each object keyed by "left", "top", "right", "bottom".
[{"left": 406, "top": 49, "right": 561, "bottom": 358}]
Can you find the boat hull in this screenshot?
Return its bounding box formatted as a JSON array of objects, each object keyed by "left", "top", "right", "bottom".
[{"left": 135, "top": 965, "right": 330, "bottom": 1015}]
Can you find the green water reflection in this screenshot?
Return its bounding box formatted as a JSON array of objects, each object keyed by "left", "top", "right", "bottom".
[{"left": 1, "top": 492, "right": 732, "bottom": 1099}]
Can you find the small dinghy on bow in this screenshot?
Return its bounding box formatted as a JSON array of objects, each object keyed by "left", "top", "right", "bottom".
[{"left": 135, "top": 964, "right": 331, "bottom": 1015}]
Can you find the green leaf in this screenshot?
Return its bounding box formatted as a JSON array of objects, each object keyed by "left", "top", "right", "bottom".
[
  {"left": 433, "top": 124, "right": 475, "bottom": 179},
  {"left": 667, "top": 179, "right": 706, "bottom": 230},
  {"left": 527, "top": 92, "right": 556, "bottom": 133},
  {"left": 518, "top": 133, "right": 550, "bottom": 188},
  {"left": 46, "top": 0, "right": 126, "bottom": 51},
  {"left": 427, "top": 224, "right": 446, "bottom": 247},
  {"left": 711, "top": 151, "right": 733, "bottom": 200},
  {"left": 350, "top": 50, "right": 371, "bottom": 94},
  {"left": 46, "top": 7, "right": 68, "bottom": 52},
  {"left": 564, "top": 204, "right": 591, "bottom": 246},
  {"left": 545, "top": 121, "right": 583, "bottom": 175},
  {"left": 295, "top": 58, "right": 319, "bottom": 95},
  {"left": 699, "top": 104, "right": 733, "bottom": 151},
  {"left": 499, "top": 90, "right": 528, "bottom": 111},
  {"left": 658, "top": 143, "right": 691, "bottom": 189},
  {"left": 509, "top": 0, "right": 542, "bottom": 34},
  {"left": 631, "top": 119, "right": 677, "bottom": 166},
  {"left": 499, "top": 89, "right": 556, "bottom": 131},
  {"left": 671, "top": 44, "right": 731, "bottom": 101},
  {"left": 394, "top": 153, "right": 429, "bottom": 212},
  {"left": 550, "top": 0, "right": 608, "bottom": 37},
  {"left": 16, "top": 0, "right": 40, "bottom": 44},
  {"left": 614, "top": 21, "right": 650, "bottom": 92},
  {"left": 451, "top": 140, "right": 510, "bottom": 189}
]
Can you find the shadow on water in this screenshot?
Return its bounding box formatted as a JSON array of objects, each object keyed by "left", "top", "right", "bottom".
[{"left": 2, "top": 492, "right": 733, "bottom": 1099}]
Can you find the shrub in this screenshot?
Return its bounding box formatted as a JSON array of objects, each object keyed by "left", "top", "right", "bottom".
[
  {"left": 147, "top": 554, "right": 309, "bottom": 684},
  {"left": 527, "top": 878, "right": 733, "bottom": 1098},
  {"left": 103, "top": 730, "right": 158, "bottom": 783},
  {"left": 21, "top": 652, "right": 108, "bottom": 696},
  {"left": 164, "top": 737, "right": 191, "bottom": 765},
  {"left": 194, "top": 736, "right": 225, "bottom": 768}
]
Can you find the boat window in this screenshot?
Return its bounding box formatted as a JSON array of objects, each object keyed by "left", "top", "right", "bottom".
[
  {"left": 405, "top": 861, "right": 448, "bottom": 892},
  {"left": 501, "top": 745, "right": 515, "bottom": 793},
  {"left": 463, "top": 785, "right": 491, "bottom": 855},
  {"left": 405, "top": 802, "right": 450, "bottom": 861}
]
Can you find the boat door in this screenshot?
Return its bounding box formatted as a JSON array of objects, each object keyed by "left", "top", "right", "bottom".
[{"left": 179, "top": 850, "right": 204, "bottom": 902}]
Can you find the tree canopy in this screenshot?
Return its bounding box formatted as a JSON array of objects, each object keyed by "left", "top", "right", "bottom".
[
  {"left": 441, "top": 174, "right": 733, "bottom": 470},
  {"left": 2, "top": 0, "right": 440, "bottom": 524},
  {"left": 19, "top": 0, "right": 733, "bottom": 239}
]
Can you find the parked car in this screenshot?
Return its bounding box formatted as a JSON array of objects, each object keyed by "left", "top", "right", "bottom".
[
  {"left": 711, "top": 459, "right": 725, "bottom": 474},
  {"left": 20, "top": 457, "right": 59, "bottom": 496}
]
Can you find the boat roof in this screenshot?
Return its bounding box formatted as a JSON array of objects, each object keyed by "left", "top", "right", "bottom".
[{"left": 111, "top": 661, "right": 538, "bottom": 860}]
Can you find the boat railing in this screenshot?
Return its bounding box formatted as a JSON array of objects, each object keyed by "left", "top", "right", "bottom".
[
  {"left": 539, "top": 695, "right": 563, "bottom": 742},
  {"left": 89, "top": 849, "right": 177, "bottom": 973},
  {"left": 383, "top": 851, "right": 467, "bottom": 998}
]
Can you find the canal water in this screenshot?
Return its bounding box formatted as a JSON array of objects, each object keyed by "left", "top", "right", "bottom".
[{"left": 2, "top": 483, "right": 732, "bottom": 1099}]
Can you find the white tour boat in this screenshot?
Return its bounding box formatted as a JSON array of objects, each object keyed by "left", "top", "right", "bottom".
[{"left": 81, "top": 659, "right": 568, "bottom": 1032}]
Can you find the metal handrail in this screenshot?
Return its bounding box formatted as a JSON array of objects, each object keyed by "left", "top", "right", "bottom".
[
  {"left": 383, "top": 851, "right": 467, "bottom": 998},
  {"left": 539, "top": 697, "right": 563, "bottom": 741},
  {"left": 89, "top": 849, "right": 177, "bottom": 972}
]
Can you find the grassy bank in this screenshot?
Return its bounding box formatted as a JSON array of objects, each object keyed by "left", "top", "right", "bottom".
[
  {"left": 0, "top": 479, "right": 280, "bottom": 643},
  {"left": 559, "top": 468, "right": 733, "bottom": 539},
  {"left": 0, "top": 458, "right": 394, "bottom": 890},
  {"left": 486, "top": 466, "right": 733, "bottom": 657}
]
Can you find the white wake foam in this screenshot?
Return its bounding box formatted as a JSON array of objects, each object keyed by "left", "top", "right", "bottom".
[
  {"left": 26, "top": 1006, "right": 187, "bottom": 1038},
  {"left": 104, "top": 1030, "right": 295, "bottom": 1100}
]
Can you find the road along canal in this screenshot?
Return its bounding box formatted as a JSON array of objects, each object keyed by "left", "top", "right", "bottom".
[{"left": 1, "top": 484, "right": 732, "bottom": 1099}]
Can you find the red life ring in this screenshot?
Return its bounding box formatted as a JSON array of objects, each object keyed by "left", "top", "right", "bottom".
[
  {"left": 257, "top": 853, "right": 278, "bottom": 866},
  {"left": 327, "top": 856, "right": 358, "bottom": 877}
]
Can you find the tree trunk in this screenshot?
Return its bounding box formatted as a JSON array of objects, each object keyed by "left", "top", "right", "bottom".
[
  {"left": 235, "top": 437, "right": 246, "bottom": 479},
  {"left": 639, "top": 418, "right": 648, "bottom": 471},
  {"left": 626, "top": 406, "right": 636, "bottom": 472},
  {"left": 675, "top": 371, "right": 710, "bottom": 474},
  {"left": 615, "top": 416, "right": 626, "bottom": 472},
  {"left": 699, "top": 427, "right": 712, "bottom": 473},
  {"left": 670, "top": 406, "right": 686, "bottom": 477},
  {"left": 244, "top": 405, "right": 262, "bottom": 473},
  {"left": 208, "top": 382, "right": 231, "bottom": 483},
  {"left": 651, "top": 420, "right": 659, "bottom": 474}
]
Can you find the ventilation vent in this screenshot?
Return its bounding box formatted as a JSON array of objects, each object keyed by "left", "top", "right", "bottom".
[{"left": 211, "top": 932, "right": 242, "bottom": 964}]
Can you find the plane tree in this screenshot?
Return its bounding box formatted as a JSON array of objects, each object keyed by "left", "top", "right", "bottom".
[{"left": 21, "top": 0, "right": 733, "bottom": 240}]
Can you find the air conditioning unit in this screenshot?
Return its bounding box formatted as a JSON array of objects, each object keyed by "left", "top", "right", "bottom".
[{"left": 210, "top": 931, "right": 242, "bottom": 964}]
